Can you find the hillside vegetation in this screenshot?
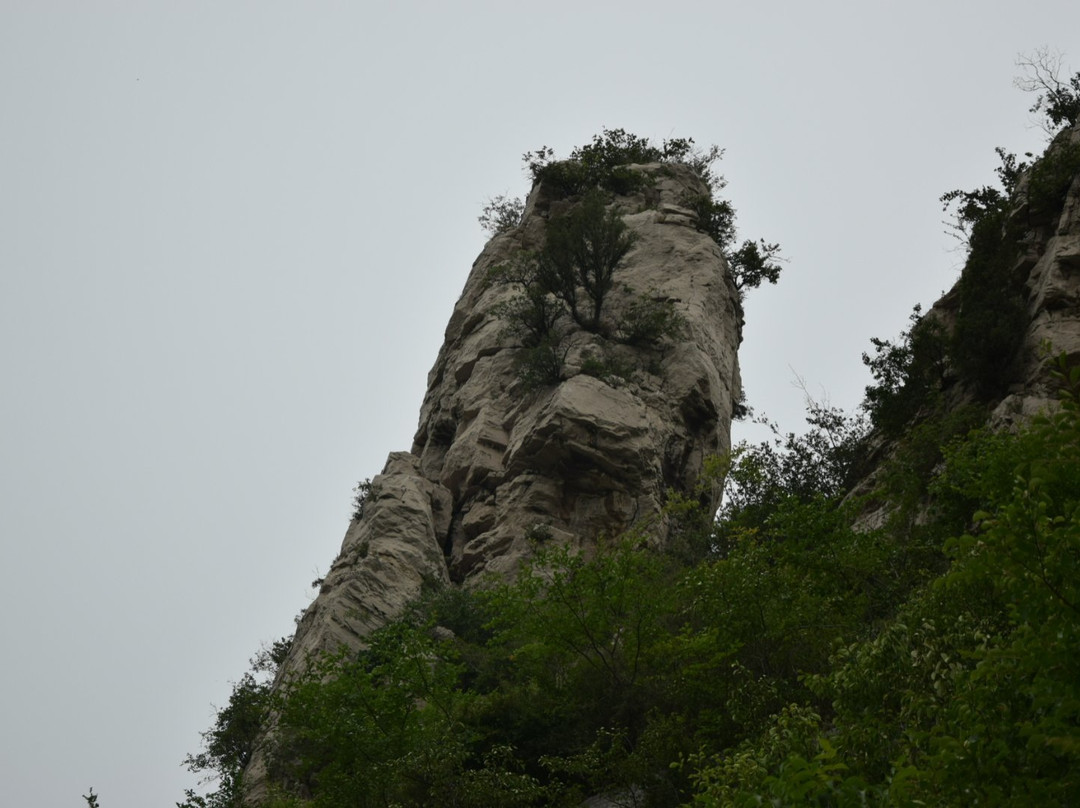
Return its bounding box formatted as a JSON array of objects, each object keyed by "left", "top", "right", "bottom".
[{"left": 181, "top": 71, "right": 1080, "bottom": 807}]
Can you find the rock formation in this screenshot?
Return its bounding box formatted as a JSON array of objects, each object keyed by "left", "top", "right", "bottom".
[
  {"left": 925, "top": 122, "right": 1080, "bottom": 422},
  {"left": 242, "top": 160, "right": 743, "bottom": 800},
  {"left": 851, "top": 121, "right": 1080, "bottom": 522},
  {"left": 994, "top": 122, "right": 1080, "bottom": 419},
  {"left": 276, "top": 161, "right": 740, "bottom": 666}
]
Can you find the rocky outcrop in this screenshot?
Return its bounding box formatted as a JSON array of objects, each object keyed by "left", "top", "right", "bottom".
[
  {"left": 286, "top": 161, "right": 740, "bottom": 656},
  {"left": 412, "top": 163, "right": 741, "bottom": 583},
  {"left": 993, "top": 122, "right": 1080, "bottom": 421},
  {"left": 915, "top": 122, "right": 1080, "bottom": 425},
  {"left": 242, "top": 161, "right": 742, "bottom": 801},
  {"left": 851, "top": 123, "right": 1080, "bottom": 525},
  {"left": 282, "top": 452, "right": 453, "bottom": 664}
]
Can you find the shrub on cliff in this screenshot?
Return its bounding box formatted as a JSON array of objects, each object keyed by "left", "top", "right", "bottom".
[
  {"left": 861, "top": 57, "right": 1080, "bottom": 437},
  {"left": 489, "top": 187, "right": 651, "bottom": 388},
  {"left": 490, "top": 129, "right": 783, "bottom": 389},
  {"left": 478, "top": 194, "right": 524, "bottom": 237},
  {"left": 537, "top": 188, "right": 637, "bottom": 333},
  {"left": 522, "top": 128, "right": 710, "bottom": 196},
  {"left": 180, "top": 638, "right": 292, "bottom": 808},
  {"left": 516, "top": 128, "right": 784, "bottom": 296}
]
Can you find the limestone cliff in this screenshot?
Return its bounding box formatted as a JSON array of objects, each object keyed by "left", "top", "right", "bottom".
[
  {"left": 852, "top": 121, "right": 1080, "bottom": 519},
  {"left": 928, "top": 122, "right": 1080, "bottom": 421},
  {"left": 993, "top": 122, "right": 1080, "bottom": 418},
  {"left": 242, "top": 161, "right": 742, "bottom": 798},
  {"left": 277, "top": 162, "right": 739, "bottom": 666}
]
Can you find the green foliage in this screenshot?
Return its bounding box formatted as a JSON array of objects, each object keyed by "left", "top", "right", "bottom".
[
  {"left": 688, "top": 710, "right": 883, "bottom": 808},
  {"left": 478, "top": 194, "right": 524, "bottom": 237},
  {"left": 268, "top": 623, "right": 478, "bottom": 807},
  {"left": 682, "top": 362, "right": 1080, "bottom": 806},
  {"left": 578, "top": 348, "right": 636, "bottom": 386},
  {"left": 861, "top": 305, "right": 948, "bottom": 436},
  {"left": 522, "top": 128, "right": 784, "bottom": 304},
  {"left": 351, "top": 478, "right": 376, "bottom": 521},
  {"left": 488, "top": 188, "right": 642, "bottom": 388},
  {"left": 863, "top": 131, "right": 1076, "bottom": 432},
  {"left": 492, "top": 129, "right": 785, "bottom": 392},
  {"left": 83, "top": 788, "right": 100, "bottom": 808},
  {"left": 189, "top": 366, "right": 1080, "bottom": 805},
  {"left": 726, "top": 239, "right": 784, "bottom": 294},
  {"left": 932, "top": 129, "right": 1080, "bottom": 405},
  {"left": 488, "top": 258, "right": 567, "bottom": 348},
  {"left": 539, "top": 188, "right": 637, "bottom": 333},
  {"left": 514, "top": 333, "right": 572, "bottom": 389},
  {"left": 708, "top": 356, "right": 1080, "bottom": 806},
  {"left": 680, "top": 193, "right": 784, "bottom": 296},
  {"left": 523, "top": 128, "right": 718, "bottom": 197},
  {"left": 1026, "top": 140, "right": 1080, "bottom": 219},
  {"left": 873, "top": 404, "right": 986, "bottom": 537},
  {"left": 680, "top": 192, "right": 736, "bottom": 252},
  {"left": 613, "top": 293, "right": 686, "bottom": 349},
  {"left": 865, "top": 121, "right": 1079, "bottom": 433},
  {"left": 950, "top": 202, "right": 1027, "bottom": 398},
  {"left": 717, "top": 399, "right": 868, "bottom": 538},
  {"left": 181, "top": 638, "right": 293, "bottom": 808}
]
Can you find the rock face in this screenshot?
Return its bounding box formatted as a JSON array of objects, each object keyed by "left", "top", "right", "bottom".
[
  {"left": 243, "top": 161, "right": 742, "bottom": 799},
  {"left": 412, "top": 163, "right": 742, "bottom": 584},
  {"left": 920, "top": 122, "right": 1080, "bottom": 424},
  {"left": 851, "top": 122, "right": 1080, "bottom": 525},
  {"left": 994, "top": 122, "right": 1080, "bottom": 420},
  {"left": 279, "top": 161, "right": 740, "bottom": 665}
]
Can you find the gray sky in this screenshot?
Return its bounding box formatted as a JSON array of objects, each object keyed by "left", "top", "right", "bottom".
[{"left": 1, "top": 2, "right": 1075, "bottom": 805}]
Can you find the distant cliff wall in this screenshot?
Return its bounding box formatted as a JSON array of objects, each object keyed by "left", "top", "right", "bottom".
[{"left": 852, "top": 122, "right": 1080, "bottom": 519}]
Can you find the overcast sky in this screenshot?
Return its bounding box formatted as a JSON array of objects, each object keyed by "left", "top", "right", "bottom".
[{"left": 1, "top": 2, "right": 1076, "bottom": 805}]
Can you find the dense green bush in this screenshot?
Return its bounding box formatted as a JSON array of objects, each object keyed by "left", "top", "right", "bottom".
[
  {"left": 613, "top": 293, "right": 686, "bottom": 349},
  {"left": 716, "top": 399, "right": 868, "bottom": 540},
  {"left": 948, "top": 187, "right": 1027, "bottom": 398}
]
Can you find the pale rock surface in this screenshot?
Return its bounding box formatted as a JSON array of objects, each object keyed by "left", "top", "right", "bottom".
[
  {"left": 852, "top": 123, "right": 1080, "bottom": 529},
  {"left": 995, "top": 122, "right": 1080, "bottom": 422},
  {"left": 280, "top": 451, "right": 452, "bottom": 665},
  {"left": 412, "top": 162, "right": 741, "bottom": 582},
  {"left": 882, "top": 122, "right": 1080, "bottom": 427}
]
